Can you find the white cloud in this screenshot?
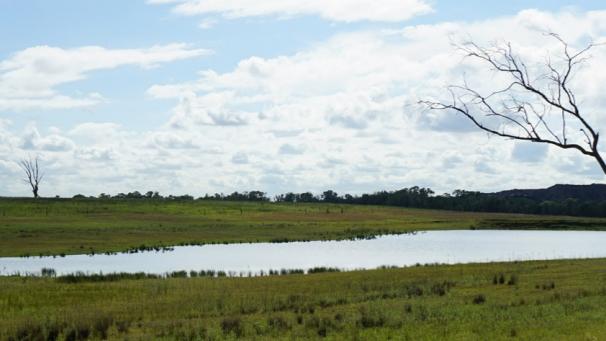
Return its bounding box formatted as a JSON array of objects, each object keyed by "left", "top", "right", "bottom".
[
  {"left": 2, "top": 9, "right": 606, "bottom": 198},
  {"left": 0, "top": 44, "right": 211, "bottom": 111},
  {"left": 74, "top": 147, "right": 117, "bottom": 161},
  {"left": 21, "top": 124, "right": 75, "bottom": 152},
  {"left": 69, "top": 122, "right": 123, "bottom": 141},
  {"left": 149, "top": 0, "right": 433, "bottom": 23},
  {"left": 167, "top": 92, "right": 253, "bottom": 128},
  {"left": 143, "top": 9, "right": 606, "bottom": 195},
  {"left": 148, "top": 131, "right": 199, "bottom": 149}
]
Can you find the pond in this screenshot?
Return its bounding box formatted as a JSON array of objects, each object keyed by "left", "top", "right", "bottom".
[{"left": 2, "top": 230, "right": 606, "bottom": 276}]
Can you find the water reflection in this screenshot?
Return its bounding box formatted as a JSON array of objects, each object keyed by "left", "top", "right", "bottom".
[{"left": 2, "top": 230, "right": 606, "bottom": 276}]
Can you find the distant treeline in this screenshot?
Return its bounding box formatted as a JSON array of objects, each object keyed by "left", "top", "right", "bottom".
[
  {"left": 275, "top": 188, "right": 606, "bottom": 218},
  {"left": 82, "top": 190, "right": 269, "bottom": 202},
  {"left": 73, "top": 186, "right": 606, "bottom": 218}
]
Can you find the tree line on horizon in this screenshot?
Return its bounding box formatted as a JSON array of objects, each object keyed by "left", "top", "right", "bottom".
[{"left": 64, "top": 186, "right": 606, "bottom": 218}]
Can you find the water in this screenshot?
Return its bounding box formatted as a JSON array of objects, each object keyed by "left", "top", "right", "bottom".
[{"left": 2, "top": 230, "right": 606, "bottom": 276}]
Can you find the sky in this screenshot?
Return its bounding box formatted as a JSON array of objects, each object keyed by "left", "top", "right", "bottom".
[{"left": 1, "top": 0, "right": 606, "bottom": 197}]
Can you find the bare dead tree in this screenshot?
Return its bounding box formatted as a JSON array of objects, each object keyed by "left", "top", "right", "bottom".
[
  {"left": 19, "top": 156, "right": 43, "bottom": 198},
  {"left": 421, "top": 33, "right": 606, "bottom": 174}
]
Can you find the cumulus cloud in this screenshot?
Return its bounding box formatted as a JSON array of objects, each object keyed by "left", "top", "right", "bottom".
[
  {"left": 3, "top": 9, "right": 606, "bottom": 198},
  {"left": 148, "top": 131, "right": 199, "bottom": 149},
  {"left": 148, "top": 0, "right": 433, "bottom": 23},
  {"left": 160, "top": 92, "right": 258, "bottom": 128},
  {"left": 74, "top": 147, "right": 117, "bottom": 161},
  {"left": 69, "top": 122, "right": 123, "bottom": 141},
  {"left": 0, "top": 44, "right": 210, "bottom": 111},
  {"left": 150, "top": 10, "right": 606, "bottom": 140},
  {"left": 142, "top": 9, "right": 606, "bottom": 196},
  {"left": 21, "top": 124, "right": 75, "bottom": 152}
]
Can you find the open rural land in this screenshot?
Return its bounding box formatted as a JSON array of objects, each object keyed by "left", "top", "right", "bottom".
[
  {"left": 2, "top": 198, "right": 606, "bottom": 340},
  {"left": 2, "top": 198, "right": 606, "bottom": 257},
  {"left": 3, "top": 1, "right": 606, "bottom": 340}
]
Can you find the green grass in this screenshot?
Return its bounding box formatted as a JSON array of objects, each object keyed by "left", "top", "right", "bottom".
[
  {"left": 3, "top": 198, "right": 606, "bottom": 339},
  {"left": 1, "top": 198, "right": 606, "bottom": 257},
  {"left": 2, "top": 258, "right": 606, "bottom": 340}
]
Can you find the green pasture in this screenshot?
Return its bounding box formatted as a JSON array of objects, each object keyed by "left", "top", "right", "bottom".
[{"left": 1, "top": 198, "right": 605, "bottom": 257}]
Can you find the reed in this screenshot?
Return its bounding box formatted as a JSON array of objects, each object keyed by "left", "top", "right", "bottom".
[{"left": 2, "top": 258, "right": 606, "bottom": 340}]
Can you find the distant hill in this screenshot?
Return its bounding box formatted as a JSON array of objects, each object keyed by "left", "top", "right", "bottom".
[{"left": 492, "top": 184, "right": 606, "bottom": 202}]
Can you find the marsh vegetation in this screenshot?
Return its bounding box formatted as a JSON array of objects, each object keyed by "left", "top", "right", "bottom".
[
  {"left": 2, "top": 258, "right": 606, "bottom": 340},
  {"left": 1, "top": 198, "right": 605, "bottom": 257}
]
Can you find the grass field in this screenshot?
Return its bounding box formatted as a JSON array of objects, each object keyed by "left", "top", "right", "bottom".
[
  {"left": 2, "top": 258, "right": 606, "bottom": 340},
  {"left": 2, "top": 198, "right": 606, "bottom": 340},
  {"left": 1, "top": 198, "right": 606, "bottom": 257}
]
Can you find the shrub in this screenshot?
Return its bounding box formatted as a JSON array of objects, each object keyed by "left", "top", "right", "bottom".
[
  {"left": 46, "top": 323, "right": 61, "bottom": 341},
  {"left": 472, "top": 294, "right": 486, "bottom": 305},
  {"left": 404, "top": 304, "right": 413, "bottom": 313},
  {"left": 357, "top": 307, "right": 387, "bottom": 328},
  {"left": 41, "top": 267, "right": 56, "bottom": 277},
  {"left": 510, "top": 328, "right": 518, "bottom": 337},
  {"left": 9, "top": 322, "right": 44, "bottom": 341},
  {"left": 93, "top": 314, "right": 114, "bottom": 339},
  {"left": 64, "top": 323, "right": 91, "bottom": 341},
  {"left": 406, "top": 284, "right": 424, "bottom": 297},
  {"left": 431, "top": 281, "right": 455, "bottom": 296},
  {"left": 267, "top": 316, "right": 290, "bottom": 331},
  {"left": 221, "top": 317, "right": 244, "bottom": 337},
  {"left": 115, "top": 320, "right": 130, "bottom": 333},
  {"left": 540, "top": 281, "right": 556, "bottom": 290},
  {"left": 305, "top": 316, "right": 334, "bottom": 337}
]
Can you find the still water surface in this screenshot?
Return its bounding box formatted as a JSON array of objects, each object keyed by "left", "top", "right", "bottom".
[{"left": 2, "top": 230, "right": 606, "bottom": 276}]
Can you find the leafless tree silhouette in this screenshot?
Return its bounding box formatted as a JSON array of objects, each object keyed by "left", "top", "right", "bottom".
[
  {"left": 421, "top": 33, "right": 605, "bottom": 174},
  {"left": 20, "top": 156, "right": 43, "bottom": 198}
]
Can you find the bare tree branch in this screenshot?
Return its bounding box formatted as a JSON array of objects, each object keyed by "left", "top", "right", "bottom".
[
  {"left": 19, "top": 156, "right": 43, "bottom": 198},
  {"left": 421, "top": 33, "right": 606, "bottom": 175}
]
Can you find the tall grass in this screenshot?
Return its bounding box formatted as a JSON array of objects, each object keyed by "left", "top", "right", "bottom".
[{"left": 2, "top": 258, "right": 606, "bottom": 339}]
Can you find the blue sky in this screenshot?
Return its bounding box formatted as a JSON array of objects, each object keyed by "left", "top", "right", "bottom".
[
  {"left": 1, "top": 0, "right": 602, "bottom": 129},
  {"left": 1, "top": 1, "right": 605, "bottom": 197}
]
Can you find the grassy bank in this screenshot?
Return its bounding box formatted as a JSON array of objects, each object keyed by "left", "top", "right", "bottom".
[
  {"left": 1, "top": 198, "right": 606, "bottom": 257},
  {"left": 2, "top": 258, "right": 606, "bottom": 340}
]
